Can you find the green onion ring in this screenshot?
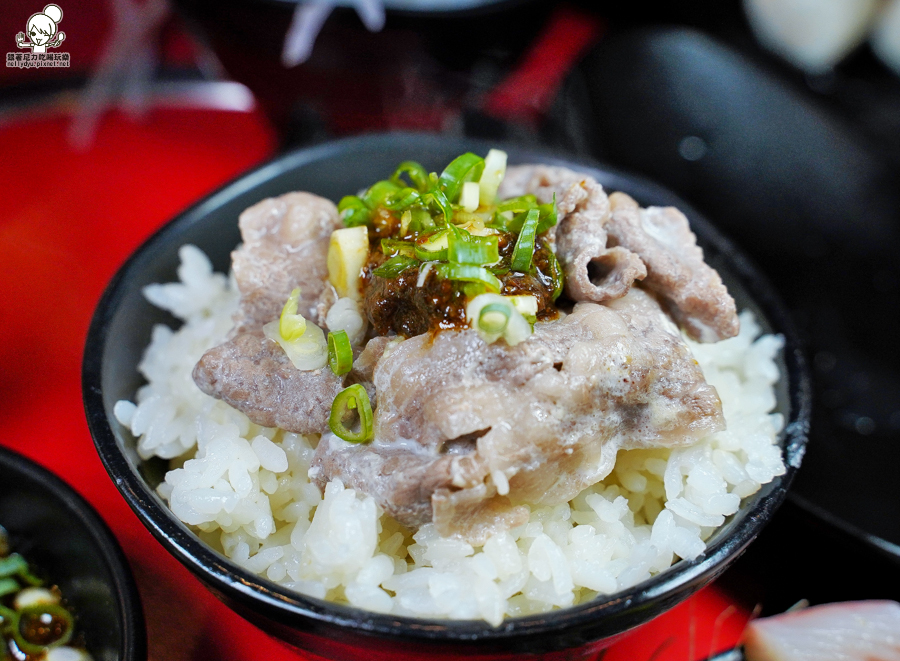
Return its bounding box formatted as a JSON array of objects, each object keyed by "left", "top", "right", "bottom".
[
  {"left": 390, "top": 160, "right": 429, "bottom": 191},
  {"left": 478, "top": 303, "right": 511, "bottom": 334},
  {"left": 511, "top": 208, "right": 540, "bottom": 273},
  {"left": 327, "top": 330, "right": 353, "bottom": 376},
  {"left": 362, "top": 180, "right": 402, "bottom": 209},
  {"left": 329, "top": 384, "right": 374, "bottom": 443},
  {"left": 384, "top": 187, "right": 421, "bottom": 211},
  {"left": 337, "top": 196, "right": 372, "bottom": 228},
  {"left": 438, "top": 152, "right": 486, "bottom": 203},
  {"left": 373, "top": 255, "right": 418, "bottom": 279},
  {"left": 15, "top": 602, "right": 74, "bottom": 653},
  {"left": 0, "top": 578, "right": 18, "bottom": 598},
  {"left": 448, "top": 228, "right": 499, "bottom": 266},
  {"left": 434, "top": 263, "right": 502, "bottom": 292}
]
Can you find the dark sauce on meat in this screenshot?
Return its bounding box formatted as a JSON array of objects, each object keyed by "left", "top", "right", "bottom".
[{"left": 362, "top": 230, "right": 561, "bottom": 337}]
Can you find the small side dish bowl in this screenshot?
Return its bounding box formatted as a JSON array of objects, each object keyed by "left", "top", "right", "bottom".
[
  {"left": 0, "top": 446, "right": 146, "bottom": 661},
  {"left": 83, "top": 133, "right": 810, "bottom": 660}
]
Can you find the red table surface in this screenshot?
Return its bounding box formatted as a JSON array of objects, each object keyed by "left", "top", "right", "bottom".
[{"left": 0, "top": 104, "right": 753, "bottom": 661}]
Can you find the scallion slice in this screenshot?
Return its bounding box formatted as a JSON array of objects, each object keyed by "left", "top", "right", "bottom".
[
  {"left": 0, "top": 578, "right": 17, "bottom": 598},
  {"left": 478, "top": 303, "right": 511, "bottom": 334},
  {"left": 327, "top": 330, "right": 353, "bottom": 376},
  {"left": 434, "top": 263, "right": 502, "bottom": 292},
  {"left": 15, "top": 602, "right": 74, "bottom": 653},
  {"left": 390, "top": 160, "right": 429, "bottom": 191},
  {"left": 363, "top": 180, "right": 401, "bottom": 209},
  {"left": 415, "top": 229, "right": 450, "bottom": 261},
  {"left": 438, "top": 152, "right": 485, "bottom": 203},
  {"left": 447, "top": 228, "right": 499, "bottom": 266},
  {"left": 478, "top": 149, "right": 507, "bottom": 205},
  {"left": 384, "top": 187, "right": 421, "bottom": 211},
  {"left": 329, "top": 384, "right": 374, "bottom": 443},
  {"left": 279, "top": 288, "right": 307, "bottom": 342},
  {"left": 546, "top": 248, "right": 565, "bottom": 301},
  {"left": 374, "top": 255, "right": 418, "bottom": 278},
  {"left": 510, "top": 208, "right": 540, "bottom": 273},
  {"left": 380, "top": 239, "right": 416, "bottom": 258},
  {"left": 465, "top": 293, "right": 533, "bottom": 346},
  {"left": 337, "top": 196, "right": 371, "bottom": 228}
]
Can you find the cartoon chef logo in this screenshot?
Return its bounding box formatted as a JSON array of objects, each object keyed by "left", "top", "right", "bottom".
[{"left": 16, "top": 4, "right": 66, "bottom": 53}]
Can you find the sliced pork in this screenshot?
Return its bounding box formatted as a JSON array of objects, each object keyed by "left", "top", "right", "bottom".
[
  {"left": 311, "top": 288, "right": 725, "bottom": 543},
  {"left": 607, "top": 192, "right": 739, "bottom": 342},
  {"left": 231, "top": 192, "right": 341, "bottom": 333},
  {"left": 193, "top": 192, "right": 344, "bottom": 432},
  {"left": 501, "top": 165, "right": 739, "bottom": 342},
  {"left": 500, "top": 165, "right": 648, "bottom": 303}
]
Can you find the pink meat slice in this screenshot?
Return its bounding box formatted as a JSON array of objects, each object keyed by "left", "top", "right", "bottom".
[
  {"left": 499, "top": 164, "right": 647, "bottom": 304},
  {"left": 607, "top": 192, "right": 739, "bottom": 342},
  {"left": 231, "top": 191, "right": 341, "bottom": 332},
  {"left": 311, "top": 288, "right": 724, "bottom": 543},
  {"left": 500, "top": 165, "right": 738, "bottom": 342},
  {"left": 193, "top": 192, "right": 344, "bottom": 433},
  {"left": 743, "top": 600, "right": 900, "bottom": 661}
]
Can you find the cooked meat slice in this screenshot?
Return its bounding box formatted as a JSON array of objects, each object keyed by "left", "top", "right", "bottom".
[
  {"left": 499, "top": 165, "right": 647, "bottom": 304},
  {"left": 311, "top": 289, "right": 724, "bottom": 543},
  {"left": 193, "top": 330, "right": 343, "bottom": 434},
  {"left": 607, "top": 192, "right": 739, "bottom": 342},
  {"left": 231, "top": 192, "right": 342, "bottom": 333},
  {"left": 193, "top": 192, "right": 344, "bottom": 431}
]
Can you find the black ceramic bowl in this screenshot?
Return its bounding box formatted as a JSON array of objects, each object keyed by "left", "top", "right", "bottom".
[
  {"left": 0, "top": 446, "right": 146, "bottom": 661},
  {"left": 83, "top": 133, "right": 810, "bottom": 660}
]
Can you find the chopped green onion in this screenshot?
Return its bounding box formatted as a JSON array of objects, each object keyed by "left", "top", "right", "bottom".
[
  {"left": 337, "top": 196, "right": 372, "bottom": 228},
  {"left": 374, "top": 255, "right": 418, "bottom": 278},
  {"left": 327, "top": 330, "right": 353, "bottom": 376},
  {"left": 405, "top": 208, "right": 436, "bottom": 233},
  {"left": 546, "top": 248, "right": 565, "bottom": 301},
  {"left": 415, "top": 229, "right": 450, "bottom": 261},
  {"left": 423, "top": 186, "right": 453, "bottom": 224},
  {"left": 438, "top": 152, "right": 485, "bottom": 203},
  {"left": 448, "top": 228, "right": 499, "bottom": 266},
  {"left": 0, "top": 578, "right": 17, "bottom": 598},
  {"left": 279, "top": 288, "right": 307, "bottom": 342},
  {"left": 0, "top": 553, "right": 28, "bottom": 578},
  {"left": 496, "top": 195, "right": 538, "bottom": 214},
  {"left": 511, "top": 208, "right": 540, "bottom": 273},
  {"left": 478, "top": 149, "right": 507, "bottom": 205},
  {"left": 363, "top": 180, "right": 401, "bottom": 209},
  {"left": 461, "top": 181, "right": 480, "bottom": 212},
  {"left": 384, "top": 187, "right": 421, "bottom": 211},
  {"left": 465, "top": 293, "right": 533, "bottom": 346},
  {"left": 507, "top": 294, "right": 538, "bottom": 325},
  {"left": 478, "top": 303, "right": 511, "bottom": 334},
  {"left": 15, "top": 602, "right": 74, "bottom": 653},
  {"left": 434, "top": 263, "right": 502, "bottom": 292},
  {"left": 535, "top": 194, "right": 558, "bottom": 234},
  {"left": 328, "top": 226, "right": 370, "bottom": 300},
  {"left": 329, "top": 384, "right": 374, "bottom": 443},
  {"left": 390, "top": 160, "right": 429, "bottom": 191},
  {"left": 380, "top": 239, "right": 416, "bottom": 258}
]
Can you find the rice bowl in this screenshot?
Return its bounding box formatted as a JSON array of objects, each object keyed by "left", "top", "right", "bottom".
[{"left": 84, "top": 133, "right": 809, "bottom": 659}]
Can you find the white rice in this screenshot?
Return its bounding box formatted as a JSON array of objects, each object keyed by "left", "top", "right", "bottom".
[{"left": 115, "top": 245, "right": 786, "bottom": 625}]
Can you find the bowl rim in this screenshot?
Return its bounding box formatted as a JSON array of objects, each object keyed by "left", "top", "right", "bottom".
[
  {"left": 83, "top": 131, "right": 811, "bottom": 646},
  {"left": 0, "top": 445, "right": 148, "bottom": 661}
]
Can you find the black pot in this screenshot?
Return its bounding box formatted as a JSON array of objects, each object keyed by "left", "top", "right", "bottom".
[
  {"left": 83, "top": 132, "right": 810, "bottom": 660},
  {"left": 0, "top": 446, "right": 146, "bottom": 661}
]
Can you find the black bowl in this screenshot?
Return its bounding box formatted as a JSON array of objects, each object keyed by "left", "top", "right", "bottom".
[
  {"left": 83, "top": 133, "right": 810, "bottom": 660},
  {"left": 0, "top": 446, "right": 146, "bottom": 661}
]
